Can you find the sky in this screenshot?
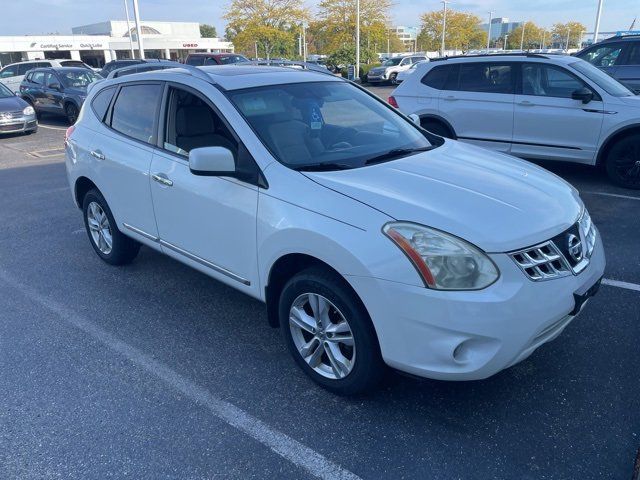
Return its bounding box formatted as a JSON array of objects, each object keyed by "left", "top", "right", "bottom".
[{"left": 0, "top": 0, "right": 634, "bottom": 38}]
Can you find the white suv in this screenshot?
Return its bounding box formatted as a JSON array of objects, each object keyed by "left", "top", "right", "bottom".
[
  {"left": 0, "top": 60, "right": 94, "bottom": 93},
  {"left": 391, "top": 53, "right": 640, "bottom": 189},
  {"left": 367, "top": 55, "right": 427, "bottom": 85},
  {"left": 65, "top": 65, "right": 604, "bottom": 394}
]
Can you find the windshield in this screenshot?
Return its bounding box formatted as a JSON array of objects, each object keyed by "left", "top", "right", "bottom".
[
  {"left": 59, "top": 70, "right": 100, "bottom": 88},
  {"left": 227, "top": 81, "right": 433, "bottom": 170},
  {"left": 570, "top": 60, "right": 633, "bottom": 97},
  {"left": 219, "top": 55, "right": 249, "bottom": 65},
  {"left": 0, "top": 82, "right": 14, "bottom": 98},
  {"left": 382, "top": 58, "right": 402, "bottom": 67}
]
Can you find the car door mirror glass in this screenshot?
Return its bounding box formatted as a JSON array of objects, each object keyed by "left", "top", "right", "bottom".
[
  {"left": 49, "top": 82, "right": 61, "bottom": 91},
  {"left": 571, "top": 87, "right": 594, "bottom": 104},
  {"left": 189, "top": 147, "right": 236, "bottom": 176}
]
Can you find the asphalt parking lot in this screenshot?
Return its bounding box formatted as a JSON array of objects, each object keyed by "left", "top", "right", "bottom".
[{"left": 0, "top": 99, "right": 639, "bottom": 479}]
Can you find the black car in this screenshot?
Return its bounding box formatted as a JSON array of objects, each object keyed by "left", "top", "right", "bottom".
[
  {"left": 19, "top": 67, "right": 101, "bottom": 124},
  {"left": 576, "top": 34, "right": 640, "bottom": 92}
]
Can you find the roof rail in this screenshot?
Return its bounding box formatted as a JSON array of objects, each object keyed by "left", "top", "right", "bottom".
[
  {"left": 430, "top": 52, "right": 557, "bottom": 62},
  {"left": 170, "top": 63, "right": 217, "bottom": 84}
]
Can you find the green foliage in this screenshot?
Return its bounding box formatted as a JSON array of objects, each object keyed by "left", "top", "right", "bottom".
[
  {"left": 551, "top": 21, "right": 587, "bottom": 49},
  {"left": 417, "top": 10, "right": 486, "bottom": 52},
  {"left": 199, "top": 24, "right": 217, "bottom": 38}
]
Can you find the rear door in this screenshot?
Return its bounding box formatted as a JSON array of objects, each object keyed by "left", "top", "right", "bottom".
[
  {"left": 439, "top": 61, "right": 515, "bottom": 152},
  {"left": 511, "top": 62, "right": 604, "bottom": 163},
  {"left": 22, "top": 71, "right": 46, "bottom": 108}
]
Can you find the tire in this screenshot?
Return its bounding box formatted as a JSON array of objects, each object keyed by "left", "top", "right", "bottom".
[
  {"left": 65, "top": 103, "right": 79, "bottom": 125},
  {"left": 389, "top": 72, "right": 398, "bottom": 85},
  {"left": 82, "top": 189, "right": 140, "bottom": 265},
  {"left": 421, "top": 119, "right": 453, "bottom": 139},
  {"left": 605, "top": 134, "right": 640, "bottom": 189},
  {"left": 279, "top": 267, "right": 385, "bottom": 395}
]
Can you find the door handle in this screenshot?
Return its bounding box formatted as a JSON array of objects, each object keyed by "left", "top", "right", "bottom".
[
  {"left": 518, "top": 101, "right": 534, "bottom": 106},
  {"left": 152, "top": 173, "right": 173, "bottom": 187},
  {"left": 443, "top": 95, "right": 457, "bottom": 101},
  {"left": 90, "top": 150, "right": 105, "bottom": 160}
]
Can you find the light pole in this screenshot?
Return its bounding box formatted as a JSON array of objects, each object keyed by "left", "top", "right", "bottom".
[
  {"left": 255, "top": 41, "right": 258, "bottom": 59},
  {"left": 520, "top": 22, "right": 526, "bottom": 50},
  {"left": 565, "top": 26, "right": 571, "bottom": 50},
  {"left": 123, "top": 0, "right": 135, "bottom": 58},
  {"left": 541, "top": 29, "right": 546, "bottom": 49},
  {"left": 593, "top": 0, "right": 604, "bottom": 43},
  {"left": 302, "top": 22, "right": 307, "bottom": 63},
  {"left": 132, "top": 0, "right": 144, "bottom": 59},
  {"left": 441, "top": 1, "right": 450, "bottom": 56},
  {"left": 355, "top": 0, "right": 360, "bottom": 81},
  {"left": 486, "top": 11, "right": 493, "bottom": 50},
  {"left": 504, "top": 33, "right": 509, "bottom": 50}
]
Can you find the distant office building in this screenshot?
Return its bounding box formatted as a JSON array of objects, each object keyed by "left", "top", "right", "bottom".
[
  {"left": 480, "top": 17, "right": 523, "bottom": 42},
  {"left": 391, "top": 26, "right": 421, "bottom": 52}
]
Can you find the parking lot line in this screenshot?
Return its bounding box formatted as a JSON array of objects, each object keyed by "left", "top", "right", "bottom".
[
  {"left": 0, "top": 268, "right": 362, "bottom": 480},
  {"left": 583, "top": 191, "right": 640, "bottom": 202},
  {"left": 602, "top": 278, "right": 640, "bottom": 292},
  {"left": 38, "top": 125, "right": 68, "bottom": 131}
]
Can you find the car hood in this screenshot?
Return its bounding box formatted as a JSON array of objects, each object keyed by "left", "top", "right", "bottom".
[
  {"left": 0, "top": 95, "right": 27, "bottom": 112},
  {"left": 617, "top": 94, "right": 640, "bottom": 107},
  {"left": 304, "top": 141, "right": 582, "bottom": 252}
]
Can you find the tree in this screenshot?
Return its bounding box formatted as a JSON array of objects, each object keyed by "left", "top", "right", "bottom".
[
  {"left": 224, "top": 0, "right": 307, "bottom": 58},
  {"left": 551, "top": 21, "right": 587, "bottom": 49},
  {"left": 199, "top": 24, "right": 217, "bottom": 38},
  {"left": 506, "top": 21, "right": 545, "bottom": 50},
  {"left": 417, "top": 10, "right": 486, "bottom": 53}
]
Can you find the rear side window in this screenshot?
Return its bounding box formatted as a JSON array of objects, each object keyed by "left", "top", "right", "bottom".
[
  {"left": 458, "top": 63, "right": 513, "bottom": 94},
  {"left": 421, "top": 65, "right": 451, "bottom": 89},
  {"left": 17, "top": 63, "right": 35, "bottom": 75},
  {"left": 0, "top": 65, "right": 18, "bottom": 78},
  {"left": 186, "top": 56, "right": 205, "bottom": 66},
  {"left": 110, "top": 83, "right": 162, "bottom": 144},
  {"left": 91, "top": 87, "right": 116, "bottom": 121}
]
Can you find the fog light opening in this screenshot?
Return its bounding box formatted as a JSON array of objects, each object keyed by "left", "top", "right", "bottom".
[{"left": 453, "top": 340, "right": 470, "bottom": 364}]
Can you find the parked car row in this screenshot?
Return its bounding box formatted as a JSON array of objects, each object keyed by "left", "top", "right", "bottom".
[
  {"left": 390, "top": 53, "right": 640, "bottom": 189},
  {"left": 0, "top": 59, "right": 95, "bottom": 93}
]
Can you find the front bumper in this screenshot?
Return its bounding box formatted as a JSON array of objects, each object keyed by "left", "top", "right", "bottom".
[
  {"left": 0, "top": 114, "right": 37, "bottom": 134},
  {"left": 347, "top": 235, "right": 606, "bottom": 381},
  {"left": 367, "top": 72, "right": 388, "bottom": 83}
]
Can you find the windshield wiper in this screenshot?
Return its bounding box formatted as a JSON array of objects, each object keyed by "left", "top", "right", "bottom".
[
  {"left": 294, "top": 162, "right": 354, "bottom": 172},
  {"left": 364, "top": 146, "right": 434, "bottom": 166}
]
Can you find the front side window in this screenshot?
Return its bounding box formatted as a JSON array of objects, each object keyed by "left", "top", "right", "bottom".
[
  {"left": 163, "top": 88, "right": 237, "bottom": 156},
  {"left": 31, "top": 71, "right": 46, "bottom": 85},
  {"left": 110, "top": 83, "right": 162, "bottom": 144},
  {"left": 186, "top": 56, "right": 205, "bottom": 66},
  {"left": 577, "top": 43, "right": 624, "bottom": 67},
  {"left": 59, "top": 70, "right": 100, "bottom": 88},
  {"left": 17, "top": 63, "right": 35, "bottom": 75},
  {"left": 217, "top": 55, "right": 249, "bottom": 65},
  {"left": 0, "top": 82, "right": 14, "bottom": 98},
  {"left": 0, "top": 65, "right": 17, "bottom": 78},
  {"left": 44, "top": 73, "right": 57, "bottom": 88},
  {"left": 382, "top": 58, "right": 402, "bottom": 67},
  {"left": 522, "top": 63, "right": 586, "bottom": 98},
  {"left": 227, "top": 81, "right": 433, "bottom": 170},
  {"left": 458, "top": 63, "right": 513, "bottom": 94}
]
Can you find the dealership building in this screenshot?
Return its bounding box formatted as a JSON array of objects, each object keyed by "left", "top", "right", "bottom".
[{"left": 0, "top": 20, "right": 234, "bottom": 68}]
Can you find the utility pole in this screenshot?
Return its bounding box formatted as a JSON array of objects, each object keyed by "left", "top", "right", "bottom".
[
  {"left": 593, "top": 0, "right": 604, "bottom": 43},
  {"left": 132, "top": 0, "right": 144, "bottom": 59},
  {"left": 387, "top": 29, "right": 390, "bottom": 57},
  {"left": 565, "top": 26, "right": 571, "bottom": 50},
  {"left": 255, "top": 41, "right": 258, "bottom": 59},
  {"left": 520, "top": 22, "right": 526, "bottom": 50},
  {"left": 504, "top": 33, "right": 509, "bottom": 50},
  {"left": 441, "top": 1, "right": 450, "bottom": 56},
  {"left": 123, "top": 0, "right": 135, "bottom": 58},
  {"left": 302, "top": 22, "right": 307, "bottom": 62},
  {"left": 355, "top": 0, "right": 360, "bottom": 81},
  {"left": 541, "top": 29, "right": 546, "bottom": 49},
  {"left": 486, "top": 11, "right": 493, "bottom": 50}
]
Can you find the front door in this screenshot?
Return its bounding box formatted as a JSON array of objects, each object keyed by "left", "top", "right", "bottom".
[
  {"left": 511, "top": 62, "right": 604, "bottom": 164},
  {"left": 149, "top": 84, "right": 259, "bottom": 294}
]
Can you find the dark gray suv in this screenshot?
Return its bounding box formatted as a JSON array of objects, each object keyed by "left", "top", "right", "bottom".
[{"left": 576, "top": 34, "right": 640, "bottom": 92}]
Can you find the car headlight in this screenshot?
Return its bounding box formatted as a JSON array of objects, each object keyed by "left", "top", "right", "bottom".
[
  {"left": 23, "top": 106, "right": 35, "bottom": 116},
  {"left": 383, "top": 222, "right": 499, "bottom": 290}
]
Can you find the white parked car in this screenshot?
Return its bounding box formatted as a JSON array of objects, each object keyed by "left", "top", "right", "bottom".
[
  {"left": 390, "top": 53, "right": 640, "bottom": 189},
  {"left": 0, "top": 59, "right": 94, "bottom": 93},
  {"left": 367, "top": 55, "right": 427, "bottom": 85},
  {"left": 395, "top": 59, "right": 429, "bottom": 84},
  {"left": 65, "top": 65, "right": 605, "bottom": 394}
]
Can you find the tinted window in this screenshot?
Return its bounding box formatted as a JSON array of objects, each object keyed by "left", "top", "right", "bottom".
[
  {"left": 110, "top": 84, "right": 162, "bottom": 143},
  {"left": 218, "top": 55, "right": 248, "bottom": 65},
  {"left": 186, "top": 56, "right": 205, "bottom": 66},
  {"left": 44, "top": 73, "right": 57, "bottom": 87},
  {"left": 421, "top": 65, "right": 451, "bottom": 90},
  {"left": 458, "top": 63, "right": 513, "bottom": 94},
  {"left": 91, "top": 87, "right": 116, "bottom": 121},
  {"left": 578, "top": 43, "right": 624, "bottom": 67},
  {"left": 31, "top": 71, "right": 46, "bottom": 85},
  {"left": 35, "top": 62, "right": 51, "bottom": 69},
  {"left": 624, "top": 43, "right": 640, "bottom": 65},
  {"left": 0, "top": 65, "right": 18, "bottom": 78},
  {"left": 17, "top": 63, "right": 35, "bottom": 75},
  {"left": 522, "top": 63, "right": 586, "bottom": 98},
  {"left": 61, "top": 60, "right": 87, "bottom": 68}
]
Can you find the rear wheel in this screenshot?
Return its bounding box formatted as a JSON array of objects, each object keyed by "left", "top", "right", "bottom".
[
  {"left": 605, "top": 134, "right": 640, "bottom": 189},
  {"left": 279, "top": 267, "right": 385, "bottom": 395},
  {"left": 65, "top": 103, "right": 79, "bottom": 125},
  {"left": 421, "top": 119, "right": 454, "bottom": 139},
  {"left": 82, "top": 189, "right": 140, "bottom": 265}
]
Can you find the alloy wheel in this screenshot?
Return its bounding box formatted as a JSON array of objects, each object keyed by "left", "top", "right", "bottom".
[
  {"left": 288, "top": 293, "right": 356, "bottom": 380},
  {"left": 87, "top": 201, "right": 113, "bottom": 255},
  {"left": 614, "top": 142, "right": 640, "bottom": 186}
]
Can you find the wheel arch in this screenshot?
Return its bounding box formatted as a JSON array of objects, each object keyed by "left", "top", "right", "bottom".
[
  {"left": 596, "top": 124, "right": 640, "bottom": 166},
  {"left": 417, "top": 114, "right": 457, "bottom": 139},
  {"left": 74, "top": 176, "right": 100, "bottom": 209}
]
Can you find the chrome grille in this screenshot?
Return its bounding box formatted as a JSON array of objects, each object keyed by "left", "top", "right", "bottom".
[
  {"left": 0, "top": 110, "right": 23, "bottom": 120},
  {"left": 510, "top": 241, "right": 572, "bottom": 281}
]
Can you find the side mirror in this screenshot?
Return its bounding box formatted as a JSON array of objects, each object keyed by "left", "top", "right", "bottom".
[
  {"left": 189, "top": 146, "right": 236, "bottom": 176},
  {"left": 49, "top": 82, "right": 61, "bottom": 91},
  {"left": 571, "top": 87, "right": 594, "bottom": 104},
  {"left": 408, "top": 113, "right": 421, "bottom": 126}
]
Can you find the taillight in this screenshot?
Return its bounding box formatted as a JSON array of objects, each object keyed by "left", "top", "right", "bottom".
[
  {"left": 388, "top": 95, "right": 399, "bottom": 108},
  {"left": 64, "top": 125, "right": 75, "bottom": 145}
]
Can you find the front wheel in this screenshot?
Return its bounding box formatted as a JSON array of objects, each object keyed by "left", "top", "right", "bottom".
[
  {"left": 279, "top": 267, "right": 385, "bottom": 395},
  {"left": 65, "top": 103, "right": 79, "bottom": 125},
  {"left": 605, "top": 134, "right": 640, "bottom": 189},
  {"left": 389, "top": 72, "right": 398, "bottom": 85}
]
